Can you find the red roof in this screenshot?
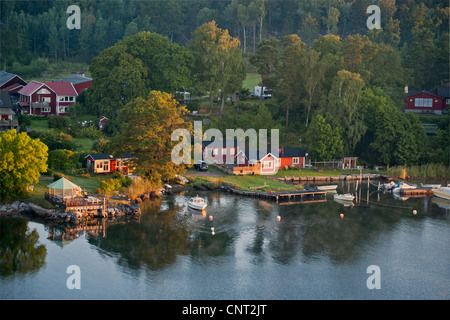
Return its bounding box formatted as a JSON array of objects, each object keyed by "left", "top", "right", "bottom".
[
  {"left": 44, "top": 82, "right": 78, "bottom": 96},
  {"left": 17, "top": 80, "right": 44, "bottom": 96},
  {"left": 17, "top": 80, "right": 78, "bottom": 97}
]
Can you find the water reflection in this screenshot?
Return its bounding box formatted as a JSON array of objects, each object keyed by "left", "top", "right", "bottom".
[
  {"left": 81, "top": 187, "right": 450, "bottom": 273},
  {"left": 0, "top": 218, "right": 46, "bottom": 277}
]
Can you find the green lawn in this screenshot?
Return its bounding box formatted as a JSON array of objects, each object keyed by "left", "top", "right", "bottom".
[
  {"left": 242, "top": 72, "right": 261, "bottom": 91},
  {"left": 29, "top": 118, "right": 49, "bottom": 132},
  {"left": 73, "top": 137, "right": 94, "bottom": 152}
]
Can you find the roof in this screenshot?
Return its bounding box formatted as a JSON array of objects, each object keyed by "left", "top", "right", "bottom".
[
  {"left": 44, "top": 81, "right": 78, "bottom": 96},
  {"left": 0, "top": 90, "right": 13, "bottom": 109},
  {"left": 53, "top": 75, "right": 92, "bottom": 85},
  {"left": 279, "top": 147, "right": 305, "bottom": 158},
  {"left": 17, "top": 80, "right": 44, "bottom": 96},
  {"left": 436, "top": 86, "right": 450, "bottom": 98},
  {"left": 0, "top": 70, "right": 26, "bottom": 87},
  {"left": 47, "top": 177, "right": 80, "bottom": 190},
  {"left": 86, "top": 153, "right": 113, "bottom": 160}
]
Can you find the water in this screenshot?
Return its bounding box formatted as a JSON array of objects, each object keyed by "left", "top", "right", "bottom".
[{"left": 1, "top": 182, "right": 449, "bottom": 300}]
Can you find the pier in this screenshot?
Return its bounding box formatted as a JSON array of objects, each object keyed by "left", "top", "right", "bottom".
[{"left": 227, "top": 188, "right": 327, "bottom": 203}]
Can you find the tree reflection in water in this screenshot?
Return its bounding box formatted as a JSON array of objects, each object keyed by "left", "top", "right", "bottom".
[{"left": 0, "top": 218, "right": 47, "bottom": 277}]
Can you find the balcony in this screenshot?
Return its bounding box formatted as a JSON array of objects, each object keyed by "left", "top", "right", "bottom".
[
  {"left": 0, "top": 119, "right": 19, "bottom": 131},
  {"left": 32, "top": 102, "right": 49, "bottom": 108}
]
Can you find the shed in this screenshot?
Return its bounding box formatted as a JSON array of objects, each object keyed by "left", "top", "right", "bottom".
[{"left": 341, "top": 157, "right": 358, "bottom": 169}]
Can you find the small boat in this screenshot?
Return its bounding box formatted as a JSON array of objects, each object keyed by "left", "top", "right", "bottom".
[
  {"left": 334, "top": 198, "right": 354, "bottom": 207},
  {"left": 419, "top": 183, "right": 441, "bottom": 189},
  {"left": 187, "top": 195, "right": 207, "bottom": 210},
  {"left": 392, "top": 182, "right": 417, "bottom": 194},
  {"left": 432, "top": 187, "right": 450, "bottom": 201},
  {"left": 317, "top": 185, "right": 338, "bottom": 191},
  {"left": 334, "top": 193, "right": 355, "bottom": 201}
]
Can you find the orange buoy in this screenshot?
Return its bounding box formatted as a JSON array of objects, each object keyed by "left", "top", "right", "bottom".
[
  {"left": 413, "top": 210, "right": 417, "bottom": 215},
  {"left": 340, "top": 213, "right": 344, "bottom": 219},
  {"left": 277, "top": 215, "right": 281, "bottom": 221},
  {"left": 209, "top": 215, "right": 213, "bottom": 221}
]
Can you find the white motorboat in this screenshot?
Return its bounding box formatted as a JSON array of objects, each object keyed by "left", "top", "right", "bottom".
[
  {"left": 317, "top": 185, "right": 338, "bottom": 191},
  {"left": 334, "top": 193, "right": 355, "bottom": 201},
  {"left": 432, "top": 187, "right": 450, "bottom": 201},
  {"left": 392, "top": 183, "right": 417, "bottom": 194},
  {"left": 187, "top": 195, "right": 207, "bottom": 210}
]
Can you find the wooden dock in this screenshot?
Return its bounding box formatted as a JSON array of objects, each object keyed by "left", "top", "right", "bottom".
[
  {"left": 228, "top": 188, "right": 327, "bottom": 203},
  {"left": 399, "top": 188, "right": 434, "bottom": 196},
  {"left": 281, "top": 173, "right": 382, "bottom": 182}
]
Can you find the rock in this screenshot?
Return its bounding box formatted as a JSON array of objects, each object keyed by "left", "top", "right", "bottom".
[
  {"left": 10, "top": 201, "right": 21, "bottom": 211},
  {"left": 141, "top": 193, "right": 150, "bottom": 200},
  {"left": 135, "top": 197, "right": 142, "bottom": 204},
  {"left": 0, "top": 205, "right": 7, "bottom": 212},
  {"left": 19, "top": 202, "right": 30, "bottom": 212},
  {"left": 28, "top": 203, "right": 54, "bottom": 217}
]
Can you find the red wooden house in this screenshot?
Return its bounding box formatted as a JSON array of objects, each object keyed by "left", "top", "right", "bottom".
[
  {"left": 404, "top": 85, "right": 449, "bottom": 115},
  {"left": 18, "top": 80, "right": 78, "bottom": 116},
  {"left": 86, "top": 153, "right": 134, "bottom": 175}
]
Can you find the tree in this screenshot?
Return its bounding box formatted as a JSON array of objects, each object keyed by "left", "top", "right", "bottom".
[
  {"left": 88, "top": 31, "right": 193, "bottom": 116},
  {"left": 250, "top": 37, "right": 280, "bottom": 107},
  {"left": 303, "top": 115, "right": 343, "bottom": 161},
  {"left": 302, "top": 49, "right": 326, "bottom": 128},
  {"left": 321, "top": 70, "right": 366, "bottom": 155},
  {"left": 0, "top": 130, "right": 48, "bottom": 201},
  {"left": 112, "top": 91, "right": 191, "bottom": 184},
  {"left": 276, "top": 34, "right": 307, "bottom": 128},
  {"left": 189, "top": 21, "right": 245, "bottom": 116}
]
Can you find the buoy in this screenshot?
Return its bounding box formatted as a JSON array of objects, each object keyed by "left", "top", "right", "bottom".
[
  {"left": 212, "top": 231, "right": 215, "bottom": 236},
  {"left": 211, "top": 227, "right": 214, "bottom": 232},
  {"left": 277, "top": 215, "right": 281, "bottom": 221},
  {"left": 209, "top": 215, "right": 213, "bottom": 221},
  {"left": 340, "top": 213, "right": 344, "bottom": 219},
  {"left": 413, "top": 210, "right": 417, "bottom": 215}
]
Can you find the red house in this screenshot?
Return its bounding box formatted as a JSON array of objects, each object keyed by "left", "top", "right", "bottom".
[
  {"left": 404, "top": 85, "right": 449, "bottom": 115},
  {"left": 18, "top": 80, "right": 78, "bottom": 116},
  {"left": 85, "top": 153, "right": 134, "bottom": 175}
]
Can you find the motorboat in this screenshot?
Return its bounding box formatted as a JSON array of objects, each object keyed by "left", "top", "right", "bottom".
[
  {"left": 432, "top": 187, "right": 450, "bottom": 201},
  {"left": 317, "top": 185, "right": 338, "bottom": 191},
  {"left": 333, "top": 198, "right": 355, "bottom": 207},
  {"left": 392, "top": 182, "right": 417, "bottom": 194},
  {"left": 334, "top": 193, "right": 355, "bottom": 201},
  {"left": 187, "top": 195, "right": 207, "bottom": 210}
]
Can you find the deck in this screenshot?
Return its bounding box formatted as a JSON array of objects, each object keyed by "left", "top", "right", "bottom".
[
  {"left": 228, "top": 188, "right": 327, "bottom": 203},
  {"left": 45, "top": 193, "right": 107, "bottom": 212}
]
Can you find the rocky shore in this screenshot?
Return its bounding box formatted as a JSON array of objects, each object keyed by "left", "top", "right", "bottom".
[{"left": 0, "top": 200, "right": 141, "bottom": 224}]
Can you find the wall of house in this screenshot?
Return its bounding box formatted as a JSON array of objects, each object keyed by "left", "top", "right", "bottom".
[
  {"left": 31, "top": 89, "right": 56, "bottom": 116},
  {"left": 404, "top": 92, "right": 444, "bottom": 114}
]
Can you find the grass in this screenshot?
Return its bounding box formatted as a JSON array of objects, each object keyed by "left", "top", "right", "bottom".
[
  {"left": 29, "top": 118, "right": 49, "bottom": 132},
  {"left": 242, "top": 72, "right": 262, "bottom": 91},
  {"left": 192, "top": 174, "right": 304, "bottom": 192},
  {"left": 73, "top": 137, "right": 94, "bottom": 152}
]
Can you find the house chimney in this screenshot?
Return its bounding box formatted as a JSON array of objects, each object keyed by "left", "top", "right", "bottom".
[{"left": 404, "top": 85, "right": 408, "bottom": 94}]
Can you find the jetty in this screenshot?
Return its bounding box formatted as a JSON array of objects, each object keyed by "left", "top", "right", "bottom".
[
  {"left": 281, "top": 173, "right": 382, "bottom": 182},
  {"left": 227, "top": 188, "right": 327, "bottom": 203}
]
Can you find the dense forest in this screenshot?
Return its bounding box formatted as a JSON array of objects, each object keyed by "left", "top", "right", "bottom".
[{"left": 1, "top": 0, "right": 449, "bottom": 167}]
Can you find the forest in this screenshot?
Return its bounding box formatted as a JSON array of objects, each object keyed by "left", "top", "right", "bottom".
[{"left": 1, "top": 0, "right": 449, "bottom": 167}]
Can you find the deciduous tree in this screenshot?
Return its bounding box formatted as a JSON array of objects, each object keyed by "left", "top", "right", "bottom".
[{"left": 0, "top": 130, "right": 48, "bottom": 201}]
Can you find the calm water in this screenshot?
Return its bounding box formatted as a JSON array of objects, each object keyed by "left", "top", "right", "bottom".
[{"left": 1, "top": 182, "right": 449, "bottom": 300}]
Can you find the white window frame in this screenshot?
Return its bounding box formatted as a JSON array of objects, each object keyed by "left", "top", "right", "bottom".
[
  {"left": 42, "top": 107, "right": 50, "bottom": 112},
  {"left": 293, "top": 157, "right": 299, "bottom": 164},
  {"left": 263, "top": 160, "right": 273, "bottom": 169}
]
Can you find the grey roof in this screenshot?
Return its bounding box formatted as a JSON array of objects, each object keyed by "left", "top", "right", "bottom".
[
  {"left": 279, "top": 147, "right": 306, "bottom": 158},
  {"left": 53, "top": 75, "right": 92, "bottom": 85},
  {"left": 0, "top": 70, "right": 17, "bottom": 86},
  {"left": 437, "top": 86, "right": 450, "bottom": 98},
  {"left": 0, "top": 90, "right": 13, "bottom": 109},
  {"left": 86, "top": 153, "right": 112, "bottom": 160}
]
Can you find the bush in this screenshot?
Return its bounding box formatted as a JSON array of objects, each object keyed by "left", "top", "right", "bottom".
[
  {"left": 99, "top": 178, "right": 122, "bottom": 193},
  {"left": 48, "top": 115, "right": 71, "bottom": 130}
]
